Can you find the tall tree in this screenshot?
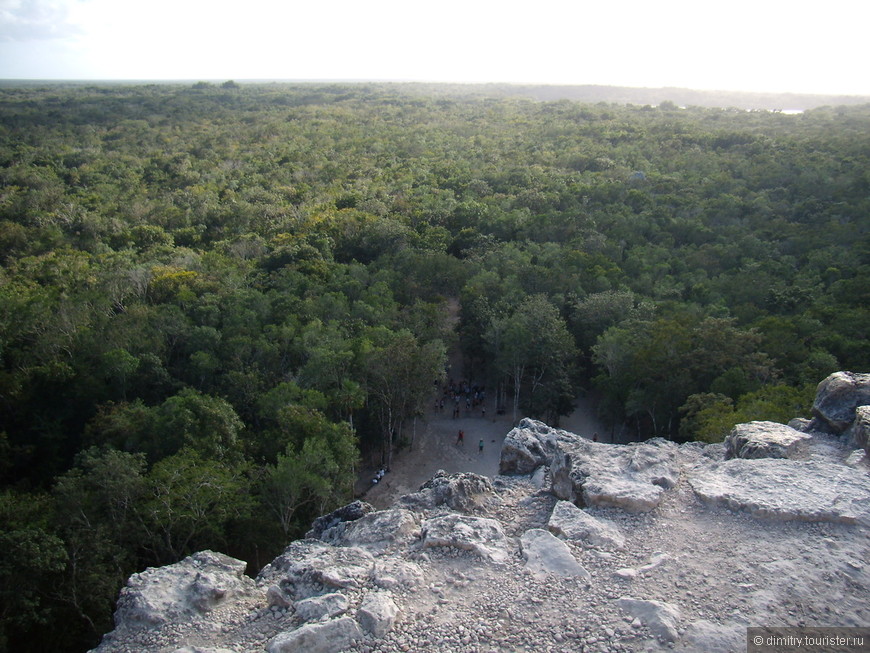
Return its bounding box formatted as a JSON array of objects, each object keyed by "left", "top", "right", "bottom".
[
  {"left": 142, "top": 448, "right": 252, "bottom": 562},
  {"left": 485, "top": 294, "right": 577, "bottom": 423},
  {"left": 364, "top": 328, "right": 446, "bottom": 469}
]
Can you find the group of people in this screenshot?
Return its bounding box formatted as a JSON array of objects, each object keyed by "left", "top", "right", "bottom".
[{"left": 434, "top": 378, "right": 488, "bottom": 419}]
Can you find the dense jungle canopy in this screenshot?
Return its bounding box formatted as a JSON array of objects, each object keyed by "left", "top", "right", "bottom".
[{"left": 1, "top": 82, "right": 869, "bottom": 651}]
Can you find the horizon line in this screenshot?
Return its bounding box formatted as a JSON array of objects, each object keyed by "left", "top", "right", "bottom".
[{"left": 1, "top": 78, "right": 869, "bottom": 99}]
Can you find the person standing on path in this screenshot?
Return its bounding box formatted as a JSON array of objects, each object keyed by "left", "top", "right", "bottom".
[
  {"left": 478, "top": 438, "right": 484, "bottom": 453},
  {"left": 456, "top": 430, "right": 464, "bottom": 445}
]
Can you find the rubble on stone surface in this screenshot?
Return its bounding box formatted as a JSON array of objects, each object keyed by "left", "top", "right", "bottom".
[
  {"left": 396, "top": 470, "right": 496, "bottom": 512},
  {"left": 111, "top": 551, "right": 256, "bottom": 628},
  {"left": 419, "top": 513, "right": 510, "bottom": 563},
  {"left": 92, "top": 372, "right": 870, "bottom": 653}
]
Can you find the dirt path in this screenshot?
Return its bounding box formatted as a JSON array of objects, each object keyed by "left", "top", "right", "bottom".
[
  {"left": 358, "top": 393, "right": 609, "bottom": 509},
  {"left": 358, "top": 401, "right": 511, "bottom": 508}
]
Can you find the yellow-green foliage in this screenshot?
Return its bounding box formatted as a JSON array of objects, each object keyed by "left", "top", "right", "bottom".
[{"left": 683, "top": 384, "right": 816, "bottom": 443}]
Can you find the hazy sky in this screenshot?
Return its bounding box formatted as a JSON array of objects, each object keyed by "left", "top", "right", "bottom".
[{"left": 1, "top": 0, "right": 868, "bottom": 95}]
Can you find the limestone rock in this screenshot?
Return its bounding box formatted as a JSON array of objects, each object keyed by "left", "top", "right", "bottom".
[
  {"left": 420, "top": 513, "right": 509, "bottom": 563},
  {"left": 578, "top": 472, "right": 667, "bottom": 512},
  {"left": 266, "top": 616, "right": 363, "bottom": 653},
  {"left": 724, "top": 421, "right": 812, "bottom": 459},
  {"left": 616, "top": 597, "right": 681, "bottom": 643},
  {"left": 845, "top": 405, "right": 870, "bottom": 451},
  {"left": 547, "top": 500, "right": 626, "bottom": 550},
  {"left": 294, "top": 592, "right": 349, "bottom": 622},
  {"left": 357, "top": 591, "right": 399, "bottom": 637},
  {"left": 545, "top": 427, "right": 679, "bottom": 511},
  {"left": 688, "top": 458, "right": 870, "bottom": 524},
  {"left": 812, "top": 371, "right": 870, "bottom": 433},
  {"left": 113, "top": 551, "right": 254, "bottom": 627},
  {"left": 788, "top": 417, "right": 813, "bottom": 432},
  {"left": 371, "top": 559, "right": 424, "bottom": 590},
  {"left": 845, "top": 449, "right": 868, "bottom": 468},
  {"left": 333, "top": 508, "right": 420, "bottom": 554},
  {"left": 306, "top": 500, "right": 374, "bottom": 540},
  {"left": 398, "top": 470, "right": 495, "bottom": 512},
  {"left": 499, "top": 418, "right": 567, "bottom": 474},
  {"left": 520, "top": 528, "right": 591, "bottom": 581},
  {"left": 257, "top": 541, "right": 375, "bottom": 600},
  {"left": 266, "top": 585, "right": 292, "bottom": 608}
]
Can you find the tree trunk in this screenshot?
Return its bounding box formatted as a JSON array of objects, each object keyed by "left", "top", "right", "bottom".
[
  {"left": 386, "top": 405, "right": 394, "bottom": 471},
  {"left": 512, "top": 364, "right": 524, "bottom": 424}
]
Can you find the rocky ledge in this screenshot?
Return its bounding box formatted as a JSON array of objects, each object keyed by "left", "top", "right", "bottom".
[{"left": 93, "top": 372, "right": 870, "bottom": 652}]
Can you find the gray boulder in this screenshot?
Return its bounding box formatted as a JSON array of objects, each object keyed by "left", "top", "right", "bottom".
[
  {"left": 356, "top": 591, "right": 399, "bottom": 637},
  {"left": 499, "top": 419, "right": 568, "bottom": 474},
  {"left": 788, "top": 417, "right": 814, "bottom": 432},
  {"left": 265, "top": 584, "right": 292, "bottom": 608},
  {"left": 397, "top": 470, "right": 495, "bottom": 512},
  {"left": 845, "top": 405, "right": 870, "bottom": 452},
  {"left": 420, "top": 514, "right": 509, "bottom": 563},
  {"left": 520, "top": 528, "right": 591, "bottom": 581},
  {"left": 113, "top": 551, "right": 254, "bottom": 627},
  {"left": 689, "top": 458, "right": 870, "bottom": 524},
  {"left": 266, "top": 616, "right": 363, "bottom": 653},
  {"left": 306, "top": 500, "right": 374, "bottom": 540},
  {"left": 547, "top": 430, "right": 679, "bottom": 512},
  {"left": 257, "top": 541, "right": 375, "bottom": 600},
  {"left": 294, "top": 592, "right": 349, "bottom": 622},
  {"left": 724, "top": 421, "right": 811, "bottom": 459},
  {"left": 371, "top": 559, "right": 424, "bottom": 590},
  {"left": 812, "top": 371, "right": 870, "bottom": 433},
  {"left": 616, "top": 597, "right": 681, "bottom": 643},
  {"left": 333, "top": 508, "right": 420, "bottom": 554},
  {"left": 547, "top": 500, "right": 626, "bottom": 550}
]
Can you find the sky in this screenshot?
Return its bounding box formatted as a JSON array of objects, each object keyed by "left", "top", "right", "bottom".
[{"left": 1, "top": 0, "right": 868, "bottom": 96}]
